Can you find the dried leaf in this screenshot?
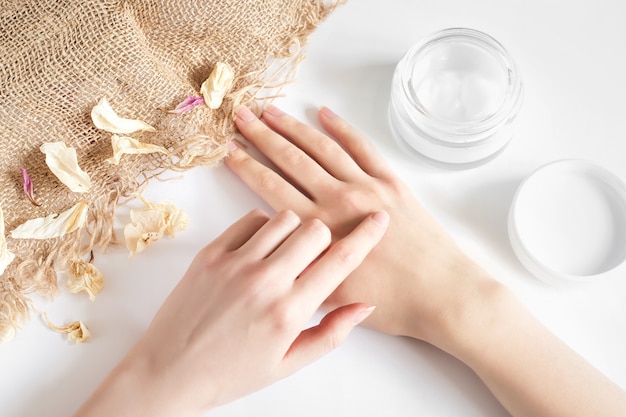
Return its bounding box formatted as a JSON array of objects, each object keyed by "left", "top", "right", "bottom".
[
  {"left": 162, "top": 96, "right": 204, "bottom": 114},
  {"left": 43, "top": 313, "right": 91, "bottom": 344},
  {"left": 67, "top": 254, "right": 104, "bottom": 301},
  {"left": 105, "top": 135, "right": 169, "bottom": 165},
  {"left": 124, "top": 196, "right": 188, "bottom": 257},
  {"left": 20, "top": 167, "right": 40, "bottom": 206},
  {"left": 200, "top": 62, "right": 235, "bottom": 109},
  {"left": 0, "top": 204, "right": 16, "bottom": 275},
  {"left": 91, "top": 97, "right": 156, "bottom": 134},
  {"left": 40, "top": 142, "right": 92, "bottom": 193},
  {"left": 11, "top": 201, "right": 89, "bottom": 239}
]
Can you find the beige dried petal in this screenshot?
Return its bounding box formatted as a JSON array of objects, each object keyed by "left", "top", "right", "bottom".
[
  {"left": 11, "top": 201, "right": 89, "bottom": 240},
  {"left": 200, "top": 62, "right": 235, "bottom": 109},
  {"left": 124, "top": 196, "right": 189, "bottom": 257},
  {"left": 106, "top": 135, "right": 169, "bottom": 165},
  {"left": 43, "top": 313, "right": 90, "bottom": 344},
  {"left": 40, "top": 142, "right": 91, "bottom": 193},
  {"left": 0, "top": 204, "right": 16, "bottom": 275},
  {"left": 67, "top": 257, "right": 104, "bottom": 301},
  {"left": 91, "top": 97, "right": 156, "bottom": 134},
  {"left": 124, "top": 209, "right": 166, "bottom": 257},
  {"left": 138, "top": 195, "right": 189, "bottom": 238}
]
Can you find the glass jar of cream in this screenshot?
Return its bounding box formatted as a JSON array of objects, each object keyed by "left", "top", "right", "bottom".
[{"left": 388, "top": 28, "right": 524, "bottom": 169}]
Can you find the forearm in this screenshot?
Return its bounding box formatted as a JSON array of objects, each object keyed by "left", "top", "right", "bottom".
[{"left": 434, "top": 278, "right": 626, "bottom": 417}]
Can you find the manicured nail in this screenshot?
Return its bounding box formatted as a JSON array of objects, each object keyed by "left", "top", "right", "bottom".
[
  {"left": 236, "top": 105, "right": 257, "bottom": 122},
  {"left": 227, "top": 140, "right": 239, "bottom": 152},
  {"left": 263, "top": 103, "right": 285, "bottom": 117},
  {"left": 352, "top": 305, "right": 376, "bottom": 326},
  {"left": 319, "top": 106, "right": 338, "bottom": 119},
  {"left": 371, "top": 211, "right": 389, "bottom": 228}
]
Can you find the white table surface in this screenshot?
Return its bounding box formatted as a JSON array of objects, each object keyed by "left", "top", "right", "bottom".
[{"left": 2, "top": 1, "right": 626, "bottom": 416}]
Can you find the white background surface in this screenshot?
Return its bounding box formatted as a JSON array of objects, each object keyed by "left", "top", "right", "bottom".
[{"left": 2, "top": 1, "right": 626, "bottom": 416}]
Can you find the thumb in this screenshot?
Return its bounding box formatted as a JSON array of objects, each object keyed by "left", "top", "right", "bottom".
[{"left": 278, "top": 303, "right": 375, "bottom": 378}]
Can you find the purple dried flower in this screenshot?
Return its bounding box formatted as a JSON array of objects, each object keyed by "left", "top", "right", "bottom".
[
  {"left": 162, "top": 96, "right": 204, "bottom": 114},
  {"left": 20, "top": 167, "right": 40, "bottom": 206}
]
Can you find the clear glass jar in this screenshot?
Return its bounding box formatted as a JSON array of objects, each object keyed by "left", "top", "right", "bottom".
[{"left": 388, "top": 28, "right": 524, "bottom": 169}]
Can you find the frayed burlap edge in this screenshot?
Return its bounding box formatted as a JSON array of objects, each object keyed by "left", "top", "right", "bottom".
[{"left": 0, "top": 0, "right": 345, "bottom": 343}]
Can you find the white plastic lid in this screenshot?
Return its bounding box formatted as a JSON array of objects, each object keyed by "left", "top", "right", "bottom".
[{"left": 508, "top": 159, "right": 626, "bottom": 285}]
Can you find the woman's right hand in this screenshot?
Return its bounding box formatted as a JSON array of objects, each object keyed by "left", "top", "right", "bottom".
[
  {"left": 225, "top": 104, "right": 498, "bottom": 351},
  {"left": 225, "top": 106, "right": 626, "bottom": 417}
]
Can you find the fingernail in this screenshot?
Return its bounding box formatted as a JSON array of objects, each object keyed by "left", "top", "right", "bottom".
[
  {"left": 352, "top": 305, "right": 376, "bottom": 326},
  {"left": 263, "top": 103, "right": 285, "bottom": 117},
  {"left": 236, "top": 105, "right": 257, "bottom": 122},
  {"left": 319, "top": 106, "right": 337, "bottom": 119},
  {"left": 227, "top": 140, "right": 239, "bottom": 152},
  {"left": 371, "top": 211, "right": 389, "bottom": 228}
]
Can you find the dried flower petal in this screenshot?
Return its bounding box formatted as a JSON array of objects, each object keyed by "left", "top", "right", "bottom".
[
  {"left": 162, "top": 96, "right": 204, "bottom": 114},
  {"left": 105, "top": 135, "right": 169, "bottom": 165},
  {"left": 0, "top": 205, "right": 16, "bottom": 275},
  {"left": 43, "top": 313, "right": 91, "bottom": 344},
  {"left": 200, "top": 62, "right": 235, "bottom": 109},
  {"left": 139, "top": 195, "right": 189, "bottom": 238},
  {"left": 67, "top": 254, "right": 104, "bottom": 301},
  {"left": 11, "top": 201, "right": 89, "bottom": 239},
  {"left": 124, "top": 196, "right": 188, "bottom": 257},
  {"left": 20, "top": 167, "right": 40, "bottom": 206},
  {"left": 124, "top": 210, "right": 165, "bottom": 257},
  {"left": 40, "top": 142, "right": 91, "bottom": 193},
  {"left": 91, "top": 97, "right": 156, "bottom": 134}
]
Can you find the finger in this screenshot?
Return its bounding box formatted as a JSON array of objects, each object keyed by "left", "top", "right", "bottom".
[
  {"left": 262, "top": 104, "right": 367, "bottom": 182},
  {"left": 224, "top": 141, "right": 316, "bottom": 214},
  {"left": 265, "top": 217, "right": 331, "bottom": 279},
  {"left": 278, "top": 303, "right": 375, "bottom": 377},
  {"left": 237, "top": 210, "right": 302, "bottom": 259},
  {"left": 295, "top": 211, "right": 389, "bottom": 308},
  {"left": 318, "top": 106, "right": 395, "bottom": 180},
  {"left": 234, "top": 105, "right": 338, "bottom": 197},
  {"left": 208, "top": 209, "right": 271, "bottom": 253}
]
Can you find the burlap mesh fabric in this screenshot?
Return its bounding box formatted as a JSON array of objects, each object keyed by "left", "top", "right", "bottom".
[{"left": 0, "top": 0, "right": 342, "bottom": 341}]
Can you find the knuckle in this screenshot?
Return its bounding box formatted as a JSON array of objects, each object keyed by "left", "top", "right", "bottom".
[
  {"left": 316, "top": 136, "right": 339, "bottom": 156},
  {"left": 268, "top": 301, "right": 299, "bottom": 332},
  {"left": 337, "top": 189, "right": 365, "bottom": 213},
  {"left": 282, "top": 145, "right": 307, "bottom": 167},
  {"left": 274, "top": 209, "right": 300, "bottom": 227},
  {"left": 257, "top": 170, "right": 280, "bottom": 192},
  {"left": 248, "top": 208, "right": 270, "bottom": 222},
  {"left": 303, "top": 218, "right": 331, "bottom": 242},
  {"left": 330, "top": 241, "right": 358, "bottom": 271}
]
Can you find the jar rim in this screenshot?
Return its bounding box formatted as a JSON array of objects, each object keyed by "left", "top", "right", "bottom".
[{"left": 398, "top": 27, "right": 524, "bottom": 142}]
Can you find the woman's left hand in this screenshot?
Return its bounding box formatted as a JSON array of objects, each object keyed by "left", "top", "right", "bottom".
[{"left": 73, "top": 209, "right": 388, "bottom": 417}]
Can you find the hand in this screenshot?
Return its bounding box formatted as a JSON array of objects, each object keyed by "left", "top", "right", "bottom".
[
  {"left": 73, "top": 209, "right": 388, "bottom": 417},
  {"left": 225, "top": 105, "right": 495, "bottom": 349},
  {"left": 225, "top": 106, "right": 626, "bottom": 417}
]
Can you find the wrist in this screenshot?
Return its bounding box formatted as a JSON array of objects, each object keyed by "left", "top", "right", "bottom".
[
  {"left": 402, "top": 260, "right": 512, "bottom": 360},
  {"left": 426, "top": 274, "right": 517, "bottom": 363},
  {"left": 74, "top": 341, "right": 206, "bottom": 417}
]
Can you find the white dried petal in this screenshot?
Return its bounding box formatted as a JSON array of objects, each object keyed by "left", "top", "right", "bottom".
[
  {"left": 0, "top": 205, "right": 16, "bottom": 275},
  {"left": 67, "top": 258, "right": 104, "bottom": 301},
  {"left": 124, "top": 209, "right": 166, "bottom": 257},
  {"left": 43, "top": 313, "right": 91, "bottom": 344},
  {"left": 138, "top": 196, "right": 189, "bottom": 238},
  {"left": 200, "top": 62, "right": 235, "bottom": 109},
  {"left": 11, "top": 201, "right": 89, "bottom": 240},
  {"left": 91, "top": 97, "right": 156, "bottom": 134},
  {"left": 106, "top": 135, "right": 169, "bottom": 165},
  {"left": 40, "top": 142, "right": 92, "bottom": 193},
  {"left": 124, "top": 196, "right": 189, "bottom": 257}
]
